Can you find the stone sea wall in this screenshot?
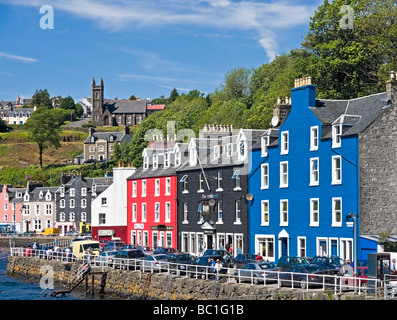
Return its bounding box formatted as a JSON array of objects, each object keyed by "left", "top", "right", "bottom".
[{"left": 7, "top": 256, "right": 355, "bottom": 300}]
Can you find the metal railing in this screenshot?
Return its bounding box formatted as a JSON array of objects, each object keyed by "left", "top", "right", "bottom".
[{"left": 9, "top": 247, "right": 384, "bottom": 299}]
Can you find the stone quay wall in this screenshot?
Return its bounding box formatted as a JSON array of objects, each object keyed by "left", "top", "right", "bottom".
[{"left": 6, "top": 255, "right": 358, "bottom": 300}]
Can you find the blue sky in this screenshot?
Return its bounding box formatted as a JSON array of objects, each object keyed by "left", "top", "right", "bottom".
[{"left": 0, "top": 0, "right": 321, "bottom": 102}]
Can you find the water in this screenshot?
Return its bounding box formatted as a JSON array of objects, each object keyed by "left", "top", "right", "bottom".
[{"left": 0, "top": 249, "right": 120, "bottom": 300}]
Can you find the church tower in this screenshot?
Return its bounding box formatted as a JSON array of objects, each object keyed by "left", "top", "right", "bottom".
[{"left": 92, "top": 77, "right": 104, "bottom": 125}]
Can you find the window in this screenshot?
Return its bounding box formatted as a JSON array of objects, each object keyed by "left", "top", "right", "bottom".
[
  {"left": 261, "top": 136, "right": 269, "bottom": 157},
  {"left": 45, "top": 204, "right": 52, "bottom": 215},
  {"left": 332, "top": 198, "right": 342, "bottom": 227},
  {"left": 175, "top": 152, "right": 181, "bottom": 166},
  {"left": 256, "top": 235, "right": 274, "bottom": 261},
  {"left": 165, "top": 178, "right": 171, "bottom": 195},
  {"left": 226, "top": 143, "right": 232, "bottom": 157},
  {"left": 69, "top": 212, "right": 75, "bottom": 222},
  {"left": 142, "top": 203, "right": 147, "bottom": 222},
  {"left": 143, "top": 157, "right": 148, "bottom": 170},
  {"left": 280, "top": 200, "right": 288, "bottom": 226},
  {"left": 183, "top": 202, "right": 188, "bottom": 223},
  {"left": 310, "top": 126, "right": 319, "bottom": 151},
  {"left": 132, "top": 181, "right": 137, "bottom": 197},
  {"left": 154, "top": 203, "right": 160, "bottom": 222},
  {"left": 70, "top": 188, "right": 75, "bottom": 197},
  {"left": 216, "top": 170, "right": 223, "bottom": 191},
  {"left": 99, "top": 213, "right": 106, "bottom": 225},
  {"left": 261, "top": 163, "right": 269, "bottom": 189},
  {"left": 298, "top": 237, "right": 306, "bottom": 257},
  {"left": 165, "top": 202, "right": 171, "bottom": 222},
  {"left": 280, "top": 162, "right": 288, "bottom": 188},
  {"left": 164, "top": 153, "right": 170, "bottom": 168},
  {"left": 217, "top": 201, "right": 223, "bottom": 223},
  {"left": 332, "top": 124, "right": 342, "bottom": 148},
  {"left": 310, "top": 198, "right": 319, "bottom": 227},
  {"left": 214, "top": 145, "right": 220, "bottom": 159},
  {"left": 3, "top": 203, "right": 7, "bottom": 211},
  {"left": 181, "top": 175, "right": 188, "bottom": 193},
  {"left": 239, "top": 140, "right": 245, "bottom": 157},
  {"left": 198, "top": 173, "right": 204, "bottom": 192},
  {"left": 261, "top": 200, "right": 269, "bottom": 226},
  {"left": 101, "top": 197, "right": 107, "bottom": 206},
  {"left": 235, "top": 200, "right": 241, "bottom": 224},
  {"left": 35, "top": 204, "right": 40, "bottom": 215},
  {"left": 310, "top": 158, "right": 319, "bottom": 186},
  {"left": 60, "top": 199, "right": 65, "bottom": 208},
  {"left": 155, "top": 179, "right": 160, "bottom": 196},
  {"left": 332, "top": 156, "right": 342, "bottom": 185},
  {"left": 132, "top": 203, "right": 137, "bottom": 222},
  {"left": 153, "top": 155, "right": 158, "bottom": 169},
  {"left": 281, "top": 131, "right": 289, "bottom": 155},
  {"left": 70, "top": 199, "right": 75, "bottom": 208},
  {"left": 81, "top": 212, "right": 87, "bottom": 222},
  {"left": 142, "top": 180, "right": 147, "bottom": 197},
  {"left": 59, "top": 212, "right": 65, "bottom": 222},
  {"left": 233, "top": 170, "right": 241, "bottom": 190}
]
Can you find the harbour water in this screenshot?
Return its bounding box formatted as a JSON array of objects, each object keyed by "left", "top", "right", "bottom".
[{"left": 0, "top": 249, "right": 119, "bottom": 300}]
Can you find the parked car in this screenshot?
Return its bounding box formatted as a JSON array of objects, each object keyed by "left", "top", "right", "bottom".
[
  {"left": 342, "top": 266, "right": 368, "bottom": 291},
  {"left": 279, "top": 264, "right": 334, "bottom": 289},
  {"left": 310, "top": 256, "right": 344, "bottom": 272},
  {"left": 137, "top": 245, "right": 153, "bottom": 255},
  {"left": 153, "top": 247, "right": 177, "bottom": 255},
  {"left": 122, "top": 244, "right": 137, "bottom": 250},
  {"left": 103, "top": 240, "right": 126, "bottom": 252},
  {"left": 234, "top": 262, "right": 280, "bottom": 284},
  {"left": 99, "top": 240, "right": 109, "bottom": 248},
  {"left": 277, "top": 256, "right": 310, "bottom": 271},
  {"left": 141, "top": 254, "right": 169, "bottom": 272},
  {"left": 114, "top": 249, "right": 146, "bottom": 270},
  {"left": 202, "top": 249, "right": 234, "bottom": 268},
  {"left": 167, "top": 253, "right": 194, "bottom": 275},
  {"left": 65, "top": 230, "right": 79, "bottom": 236},
  {"left": 232, "top": 253, "right": 258, "bottom": 269},
  {"left": 94, "top": 250, "right": 119, "bottom": 267},
  {"left": 188, "top": 255, "right": 228, "bottom": 279}
]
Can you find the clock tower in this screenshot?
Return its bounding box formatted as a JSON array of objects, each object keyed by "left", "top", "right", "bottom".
[{"left": 92, "top": 77, "right": 104, "bottom": 125}]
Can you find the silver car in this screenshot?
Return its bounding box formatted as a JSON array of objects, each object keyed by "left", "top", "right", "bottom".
[
  {"left": 94, "top": 250, "right": 118, "bottom": 267},
  {"left": 234, "top": 262, "right": 280, "bottom": 284},
  {"left": 141, "top": 254, "right": 169, "bottom": 272}
]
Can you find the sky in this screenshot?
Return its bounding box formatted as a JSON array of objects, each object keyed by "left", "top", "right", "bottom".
[{"left": 0, "top": 0, "right": 321, "bottom": 103}]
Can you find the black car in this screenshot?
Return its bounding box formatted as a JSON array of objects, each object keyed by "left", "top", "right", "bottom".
[
  {"left": 277, "top": 256, "right": 310, "bottom": 271},
  {"left": 310, "top": 256, "right": 344, "bottom": 273},
  {"left": 202, "top": 249, "right": 234, "bottom": 268},
  {"left": 279, "top": 264, "right": 335, "bottom": 289},
  {"left": 167, "top": 253, "right": 194, "bottom": 275},
  {"left": 232, "top": 253, "right": 258, "bottom": 269},
  {"left": 188, "top": 255, "right": 228, "bottom": 279},
  {"left": 153, "top": 247, "right": 177, "bottom": 255},
  {"left": 114, "top": 249, "right": 146, "bottom": 270}
]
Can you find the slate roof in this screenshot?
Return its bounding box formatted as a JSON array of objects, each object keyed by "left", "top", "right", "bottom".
[
  {"left": 103, "top": 99, "right": 147, "bottom": 114},
  {"left": 84, "top": 131, "right": 128, "bottom": 144}
]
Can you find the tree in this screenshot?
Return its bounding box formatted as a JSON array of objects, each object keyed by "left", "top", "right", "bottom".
[
  {"left": 59, "top": 96, "right": 75, "bottom": 110},
  {"left": 169, "top": 88, "right": 179, "bottom": 103},
  {"left": 31, "top": 89, "right": 52, "bottom": 108},
  {"left": 24, "top": 108, "right": 61, "bottom": 169}
]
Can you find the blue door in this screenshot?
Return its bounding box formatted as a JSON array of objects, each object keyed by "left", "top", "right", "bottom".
[{"left": 281, "top": 238, "right": 288, "bottom": 256}]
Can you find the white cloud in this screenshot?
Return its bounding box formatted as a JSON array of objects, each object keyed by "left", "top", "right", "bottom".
[
  {"left": 0, "top": 51, "right": 38, "bottom": 63},
  {"left": 0, "top": 0, "right": 316, "bottom": 61}
]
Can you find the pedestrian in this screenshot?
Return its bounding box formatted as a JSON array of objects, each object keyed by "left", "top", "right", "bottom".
[
  {"left": 340, "top": 259, "right": 352, "bottom": 274},
  {"left": 229, "top": 244, "right": 233, "bottom": 256},
  {"left": 256, "top": 252, "right": 263, "bottom": 261},
  {"left": 392, "top": 259, "right": 397, "bottom": 274}
]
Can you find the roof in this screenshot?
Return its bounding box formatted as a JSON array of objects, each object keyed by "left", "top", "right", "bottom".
[
  {"left": 147, "top": 104, "right": 165, "bottom": 111},
  {"left": 104, "top": 99, "right": 147, "bottom": 114},
  {"left": 84, "top": 131, "right": 128, "bottom": 144},
  {"left": 310, "top": 92, "right": 390, "bottom": 138}
]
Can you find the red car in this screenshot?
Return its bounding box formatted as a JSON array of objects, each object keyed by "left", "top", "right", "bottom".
[{"left": 342, "top": 266, "right": 368, "bottom": 290}]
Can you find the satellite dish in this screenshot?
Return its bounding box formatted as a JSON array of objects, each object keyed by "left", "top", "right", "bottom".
[
  {"left": 271, "top": 116, "right": 279, "bottom": 127},
  {"left": 209, "top": 199, "right": 216, "bottom": 207},
  {"left": 245, "top": 193, "right": 254, "bottom": 201}
]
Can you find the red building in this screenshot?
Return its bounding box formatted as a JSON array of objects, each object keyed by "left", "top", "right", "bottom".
[{"left": 126, "top": 145, "right": 179, "bottom": 249}]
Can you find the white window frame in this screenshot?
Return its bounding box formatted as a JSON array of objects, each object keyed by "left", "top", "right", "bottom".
[
  {"left": 155, "top": 179, "right": 160, "bottom": 196},
  {"left": 261, "top": 163, "right": 269, "bottom": 189},
  {"left": 332, "top": 155, "right": 342, "bottom": 185},
  {"left": 261, "top": 136, "right": 269, "bottom": 157},
  {"left": 132, "top": 181, "right": 137, "bottom": 198},
  {"left": 310, "top": 126, "right": 319, "bottom": 151},
  {"left": 214, "top": 145, "right": 220, "bottom": 159},
  {"left": 280, "top": 131, "right": 289, "bottom": 155},
  {"left": 183, "top": 202, "right": 189, "bottom": 224},
  {"left": 332, "top": 197, "right": 342, "bottom": 227},
  {"left": 280, "top": 161, "right": 288, "bottom": 188},
  {"left": 310, "top": 157, "right": 319, "bottom": 186},
  {"left": 234, "top": 200, "right": 241, "bottom": 224},
  {"left": 280, "top": 199, "right": 288, "bottom": 226},
  {"left": 261, "top": 200, "right": 269, "bottom": 226},
  {"left": 142, "top": 180, "right": 147, "bottom": 197},
  {"left": 165, "top": 202, "right": 171, "bottom": 223},
  {"left": 154, "top": 202, "right": 160, "bottom": 222},
  {"left": 153, "top": 155, "right": 158, "bottom": 169},
  {"left": 165, "top": 178, "right": 171, "bottom": 195},
  {"left": 332, "top": 124, "right": 342, "bottom": 148},
  {"left": 132, "top": 203, "right": 137, "bottom": 222},
  {"left": 297, "top": 236, "right": 306, "bottom": 258},
  {"left": 216, "top": 170, "right": 223, "bottom": 191},
  {"left": 310, "top": 198, "right": 319, "bottom": 227},
  {"left": 142, "top": 203, "right": 147, "bottom": 222}
]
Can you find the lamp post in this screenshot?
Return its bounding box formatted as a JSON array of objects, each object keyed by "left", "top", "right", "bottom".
[{"left": 346, "top": 213, "right": 359, "bottom": 293}]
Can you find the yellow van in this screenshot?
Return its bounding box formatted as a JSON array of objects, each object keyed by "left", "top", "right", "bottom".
[
  {"left": 41, "top": 228, "right": 60, "bottom": 236},
  {"left": 72, "top": 240, "right": 101, "bottom": 259}
]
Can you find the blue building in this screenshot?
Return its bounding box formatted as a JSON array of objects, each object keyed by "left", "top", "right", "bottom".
[{"left": 248, "top": 75, "right": 395, "bottom": 262}]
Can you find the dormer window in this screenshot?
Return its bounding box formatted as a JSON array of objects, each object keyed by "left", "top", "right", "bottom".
[
  {"left": 239, "top": 140, "right": 245, "bottom": 157},
  {"left": 214, "top": 145, "right": 220, "bottom": 159},
  {"left": 226, "top": 143, "right": 232, "bottom": 157},
  {"left": 153, "top": 155, "right": 158, "bottom": 169},
  {"left": 109, "top": 135, "right": 114, "bottom": 142},
  {"left": 281, "top": 131, "right": 289, "bottom": 155},
  {"left": 175, "top": 152, "right": 181, "bottom": 167},
  {"left": 143, "top": 156, "right": 149, "bottom": 170},
  {"left": 39, "top": 191, "right": 43, "bottom": 199},
  {"left": 164, "top": 153, "right": 170, "bottom": 168},
  {"left": 332, "top": 124, "right": 342, "bottom": 148},
  {"left": 189, "top": 147, "right": 197, "bottom": 166},
  {"left": 24, "top": 193, "right": 29, "bottom": 201},
  {"left": 91, "top": 136, "right": 95, "bottom": 143},
  {"left": 261, "top": 136, "right": 269, "bottom": 157}
]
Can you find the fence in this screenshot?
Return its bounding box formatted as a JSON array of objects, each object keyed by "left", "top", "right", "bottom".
[{"left": 9, "top": 246, "right": 386, "bottom": 299}]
